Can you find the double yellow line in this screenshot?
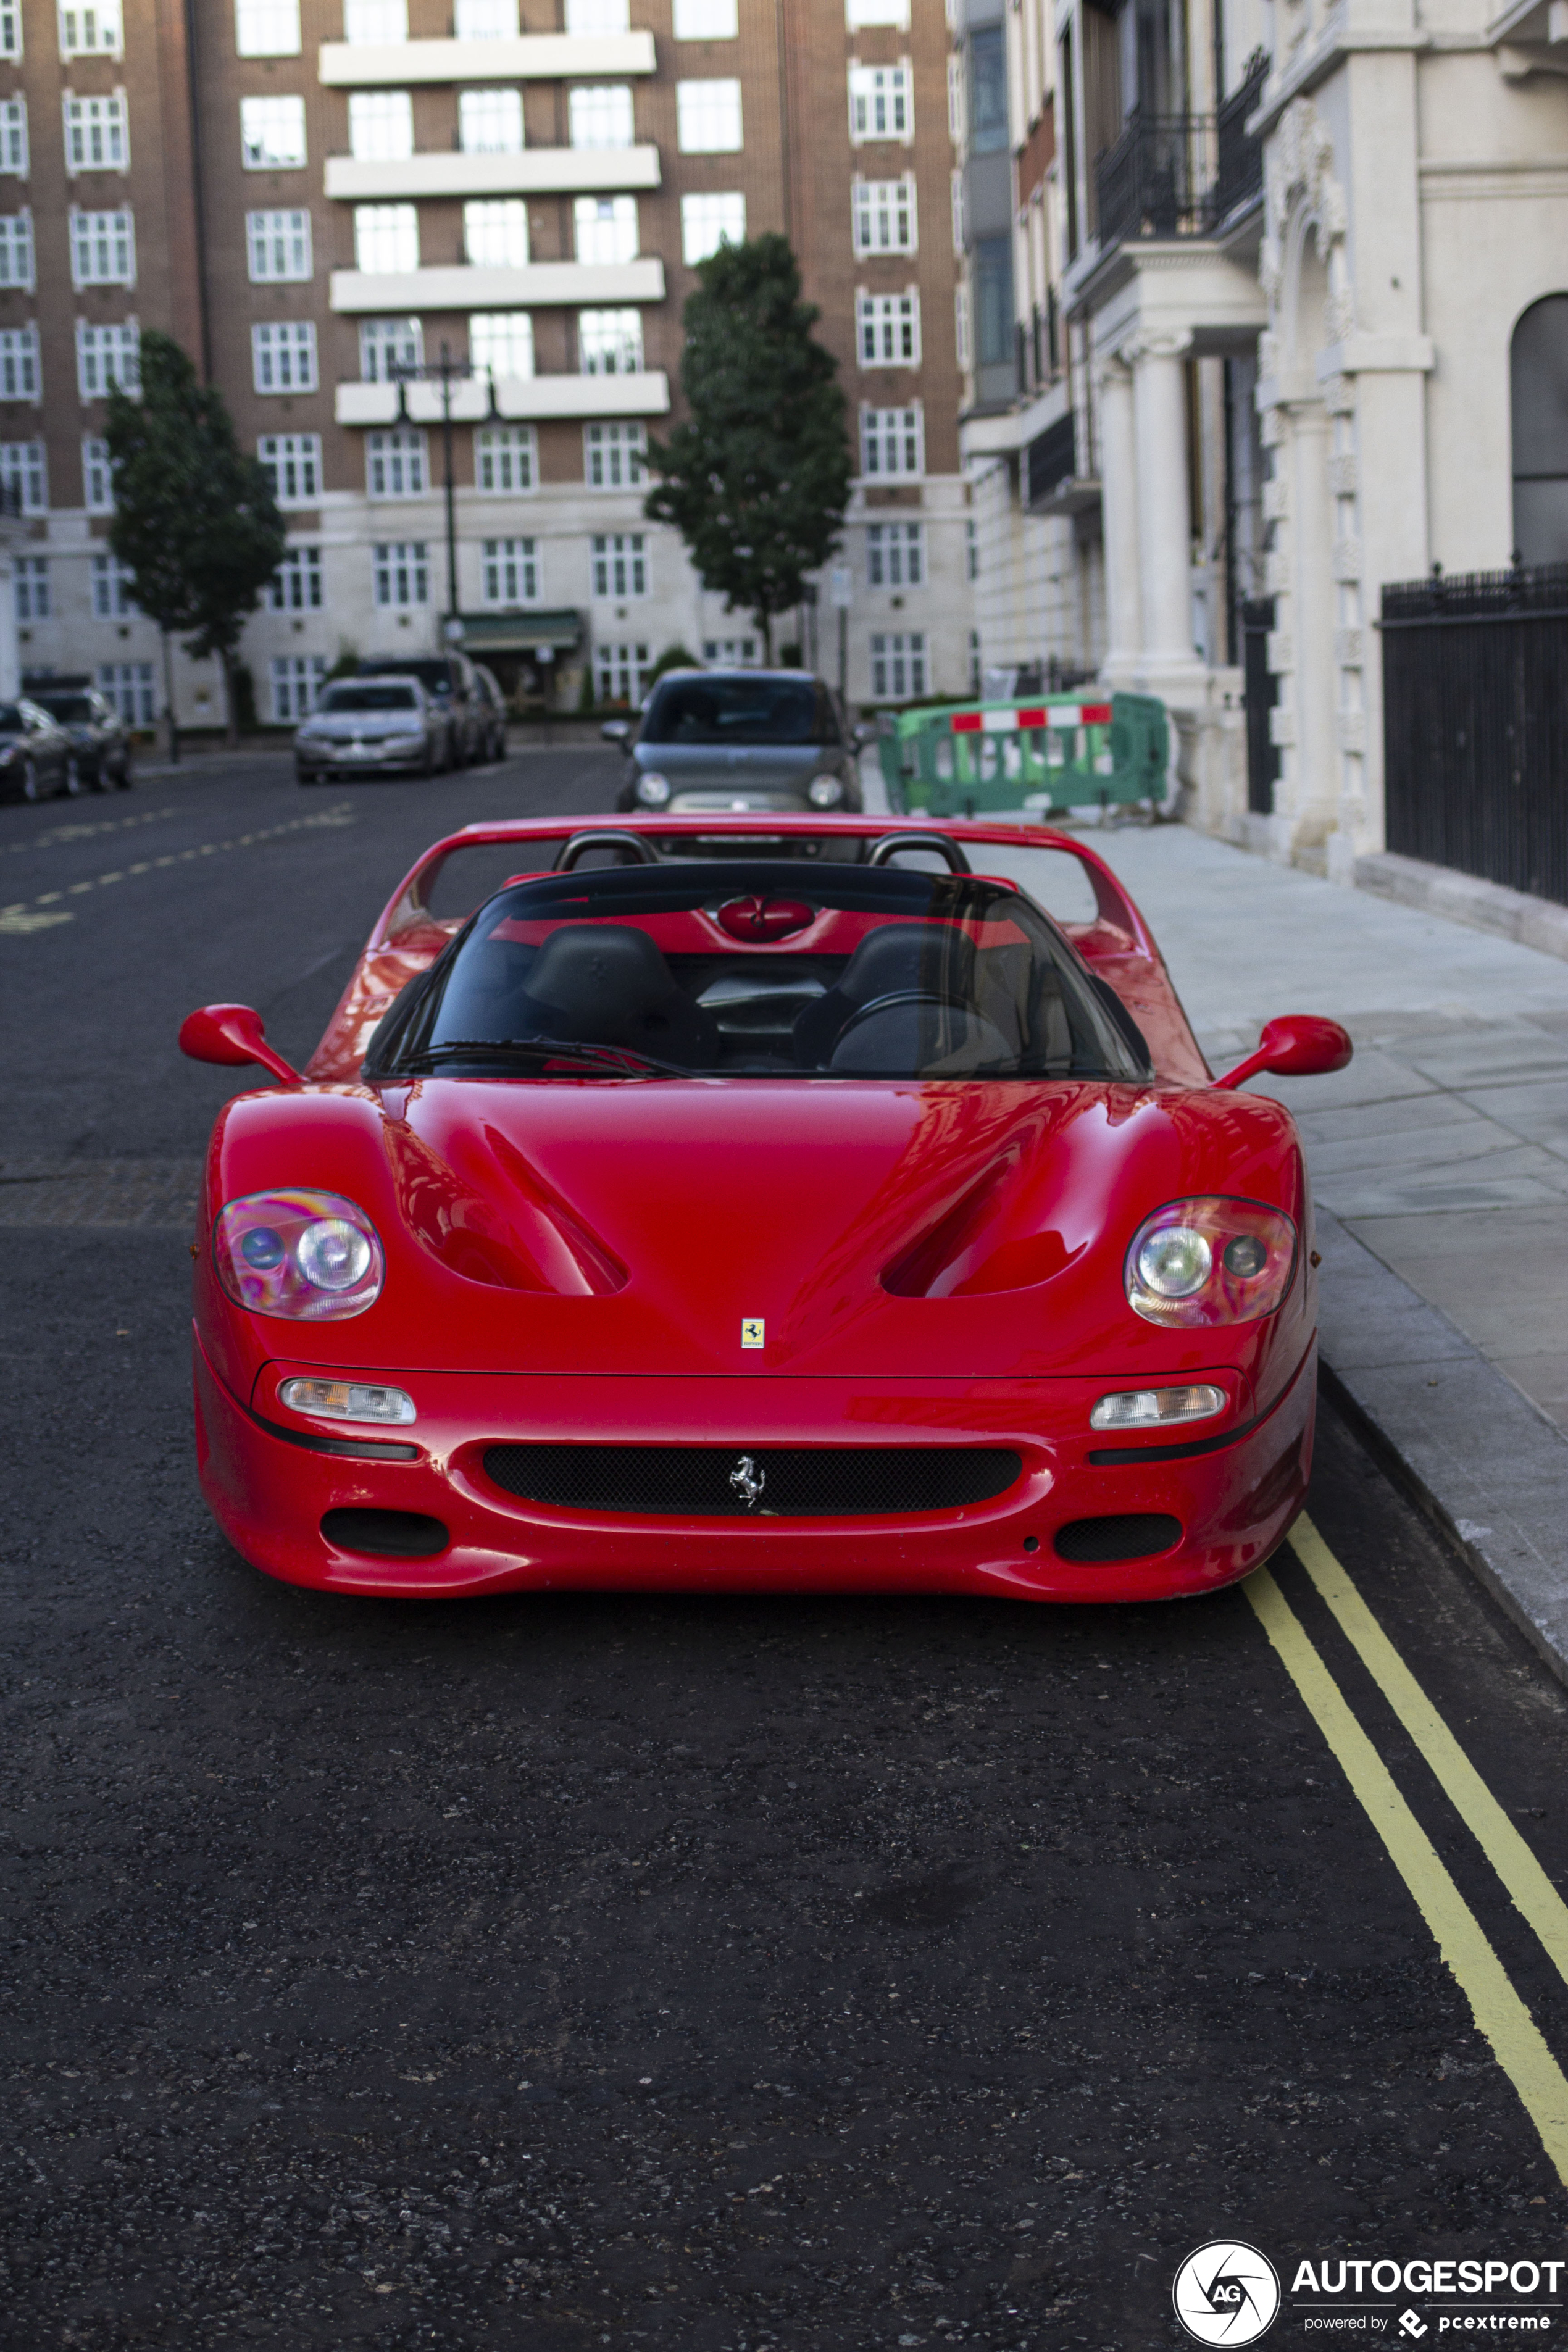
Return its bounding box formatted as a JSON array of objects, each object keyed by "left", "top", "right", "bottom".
[{"left": 1251, "top": 1519, "right": 1568, "bottom": 2182}]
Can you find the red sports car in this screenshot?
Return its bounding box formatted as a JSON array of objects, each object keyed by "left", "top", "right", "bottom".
[{"left": 180, "top": 815, "right": 1350, "bottom": 1602}]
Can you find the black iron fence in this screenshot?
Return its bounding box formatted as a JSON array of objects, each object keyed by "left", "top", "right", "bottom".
[
  {"left": 1382, "top": 562, "right": 1568, "bottom": 905},
  {"left": 1094, "top": 56, "right": 1266, "bottom": 249}
]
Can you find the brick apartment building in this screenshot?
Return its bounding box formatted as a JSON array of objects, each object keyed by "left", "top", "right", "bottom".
[{"left": 0, "top": 0, "right": 970, "bottom": 727}]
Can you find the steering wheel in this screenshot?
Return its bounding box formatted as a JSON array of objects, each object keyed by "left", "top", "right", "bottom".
[{"left": 828, "top": 989, "right": 979, "bottom": 1057}]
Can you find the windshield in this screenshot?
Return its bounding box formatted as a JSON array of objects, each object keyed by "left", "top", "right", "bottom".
[
  {"left": 35, "top": 696, "right": 93, "bottom": 722},
  {"left": 364, "top": 661, "right": 453, "bottom": 696},
  {"left": 0, "top": 705, "right": 27, "bottom": 732},
  {"left": 367, "top": 862, "right": 1151, "bottom": 1084},
  {"left": 639, "top": 677, "right": 832, "bottom": 747},
  {"left": 320, "top": 684, "right": 420, "bottom": 713}
]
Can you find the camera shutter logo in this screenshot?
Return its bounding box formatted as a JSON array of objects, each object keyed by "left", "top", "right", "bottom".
[{"left": 1172, "top": 2242, "right": 1281, "bottom": 2345}]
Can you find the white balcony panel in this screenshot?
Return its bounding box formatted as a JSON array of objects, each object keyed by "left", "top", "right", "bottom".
[
  {"left": 324, "top": 145, "right": 661, "bottom": 200},
  {"left": 318, "top": 31, "right": 654, "bottom": 83},
  {"left": 336, "top": 369, "right": 670, "bottom": 425},
  {"left": 329, "top": 257, "right": 665, "bottom": 310}
]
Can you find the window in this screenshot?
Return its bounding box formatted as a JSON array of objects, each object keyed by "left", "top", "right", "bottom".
[
  {"left": 845, "top": 0, "right": 907, "bottom": 25},
  {"left": 91, "top": 549, "right": 135, "bottom": 615},
  {"left": 861, "top": 404, "right": 923, "bottom": 477},
  {"left": 349, "top": 90, "right": 412, "bottom": 159},
  {"left": 251, "top": 320, "right": 315, "bottom": 392},
  {"left": 0, "top": 3, "right": 19, "bottom": 58},
  {"left": 702, "top": 635, "right": 757, "bottom": 664},
  {"left": 946, "top": 52, "right": 964, "bottom": 143},
  {"left": 454, "top": 0, "right": 517, "bottom": 31},
  {"left": 82, "top": 435, "right": 112, "bottom": 511},
  {"left": 373, "top": 541, "right": 428, "bottom": 606},
  {"left": 0, "top": 323, "right": 39, "bottom": 400},
  {"left": 973, "top": 234, "right": 1012, "bottom": 366},
  {"left": 235, "top": 0, "right": 300, "bottom": 54},
  {"left": 464, "top": 198, "right": 528, "bottom": 266},
  {"left": 954, "top": 279, "right": 970, "bottom": 368},
  {"left": 857, "top": 290, "right": 920, "bottom": 368},
  {"left": 0, "top": 99, "right": 26, "bottom": 174},
  {"left": 354, "top": 204, "right": 418, "bottom": 273},
  {"left": 574, "top": 195, "right": 637, "bottom": 264},
  {"left": 59, "top": 1, "right": 121, "bottom": 56},
  {"left": 77, "top": 320, "right": 138, "bottom": 400},
  {"left": 565, "top": 0, "right": 627, "bottom": 28},
  {"left": 866, "top": 520, "right": 923, "bottom": 587},
  {"left": 675, "top": 79, "right": 741, "bottom": 151},
  {"left": 673, "top": 0, "right": 736, "bottom": 30},
  {"left": 70, "top": 207, "right": 133, "bottom": 287},
  {"left": 0, "top": 210, "right": 32, "bottom": 289},
  {"left": 268, "top": 544, "right": 323, "bottom": 609},
  {"left": 869, "top": 632, "right": 926, "bottom": 698},
  {"left": 578, "top": 307, "right": 641, "bottom": 374},
  {"left": 482, "top": 536, "right": 537, "bottom": 603},
  {"left": 584, "top": 419, "right": 644, "bottom": 488},
  {"left": 259, "top": 432, "right": 322, "bottom": 504},
  {"left": 271, "top": 654, "right": 326, "bottom": 722},
  {"left": 247, "top": 207, "right": 311, "bottom": 282},
  {"left": 469, "top": 312, "right": 533, "bottom": 382},
  {"left": 965, "top": 517, "right": 977, "bottom": 581},
  {"left": 14, "top": 553, "right": 48, "bottom": 619},
  {"left": 950, "top": 167, "right": 965, "bottom": 253},
  {"left": 241, "top": 94, "right": 306, "bottom": 170},
  {"left": 343, "top": 0, "right": 406, "bottom": 38},
  {"left": 594, "top": 641, "right": 649, "bottom": 704},
  {"left": 679, "top": 190, "right": 743, "bottom": 264},
  {"left": 366, "top": 427, "right": 426, "bottom": 496},
  {"left": 852, "top": 175, "right": 916, "bottom": 255},
  {"left": 64, "top": 93, "right": 128, "bottom": 171},
  {"left": 569, "top": 84, "right": 634, "bottom": 147},
  {"left": 968, "top": 26, "right": 1006, "bottom": 155},
  {"left": 459, "top": 87, "right": 523, "bottom": 151},
  {"left": 98, "top": 661, "right": 155, "bottom": 723},
  {"left": 0, "top": 440, "right": 46, "bottom": 512},
  {"left": 591, "top": 532, "right": 645, "bottom": 596},
  {"left": 848, "top": 63, "right": 911, "bottom": 141},
  {"left": 475, "top": 422, "right": 535, "bottom": 491},
  {"left": 360, "top": 314, "right": 421, "bottom": 380}
]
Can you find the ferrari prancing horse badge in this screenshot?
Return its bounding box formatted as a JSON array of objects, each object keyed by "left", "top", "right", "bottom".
[{"left": 741, "top": 1318, "right": 765, "bottom": 1349}]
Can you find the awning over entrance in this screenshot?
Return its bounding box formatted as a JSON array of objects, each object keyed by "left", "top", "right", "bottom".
[{"left": 452, "top": 609, "right": 582, "bottom": 654}]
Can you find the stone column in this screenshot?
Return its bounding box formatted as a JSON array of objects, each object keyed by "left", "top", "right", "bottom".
[
  {"left": 1132, "top": 330, "right": 1201, "bottom": 686},
  {"left": 1095, "top": 352, "right": 1141, "bottom": 685}
]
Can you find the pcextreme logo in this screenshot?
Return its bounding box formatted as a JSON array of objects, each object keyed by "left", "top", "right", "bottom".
[{"left": 1174, "top": 2241, "right": 1283, "bottom": 2345}]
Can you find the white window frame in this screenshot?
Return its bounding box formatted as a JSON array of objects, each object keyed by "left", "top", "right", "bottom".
[
  {"left": 268, "top": 544, "right": 323, "bottom": 610},
  {"left": 355, "top": 203, "right": 419, "bottom": 273},
  {"left": 0, "top": 98, "right": 27, "bottom": 173},
  {"left": 569, "top": 84, "right": 635, "bottom": 149},
  {"left": 69, "top": 206, "right": 134, "bottom": 289},
  {"left": 848, "top": 62, "right": 911, "bottom": 143},
  {"left": 235, "top": 0, "right": 301, "bottom": 56},
  {"left": 869, "top": 631, "right": 927, "bottom": 699},
  {"left": 565, "top": 0, "right": 628, "bottom": 28},
  {"left": 373, "top": 540, "right": 428, "bottom": 607},
  {"left": 857, "top": 288, "right": 920, "bottom": 368},
  {"left": 258, "top": 432, "right": 322, "bottom": 506},
  {"left": 675, "top": 78, "right": 741, "bottom": 153},
  {"left": 98, "top": 660, "right": 155, "bottom": 724},
  {"left": 360, "top": 315, "right": 422, "bottom": 380},
  {"left": 678, "top": 190, "right": 744, "bottom": 265},
  {"left": 573, "top": 195, "right": 638, "bottom": 264},
  {"left": 464, "top": 198, "right": 528, "bottom": 267},
  {"left": 583, "top": 419, "right": 645, "bottom": 489},
  {"left": 954, "top": 280, "right": 971, "bottom": 369},
  {"left": 702, "top": 634, "right": 759, "bottom": 665},
  {"left": 458, "top": 86, "right": 523, "bottom": 153},
  {"left": 270, "top": 653, "right": 327, "bottom": 722},
  {"left": 343, "top": 0, "right": 406, "bottom": 38},
  {"left": 0, "top": 4, "right": 21, "bottom": 60},
  {"left": 82, "top": 433, "right": 112, "bottom": 511},
  {"left": 14, "top": 552, "right": 49, "bottom": 619},
  {"left": 852, "top": 174, "right": 917, "bottom": 256},
  {"left": 0, "top": 208, "right": 33, "bottom": 291},
  {"left": 865, "top": 519, "right": 924, "bottom": 588},
  {"left": 91, "top": 548, "right": 136, "bottom": 617},
  {"left": 846, "top": 0, "right": 908, "bottom": 27},
  {"left": 593, "top": 640, "right": 650, "bottom": 704},
  {"left": 578, "top": 307, "right": 643, "bottom": 376},
  {"left": 861, "top": 403, "right": 924, "bottom": 480},
  {"left": 251, "top": 319, "right": 317, "bottom": 393},
  {"left": 591, "top": 531, "right": 646, "bottom": 598},
  {"left": 0, "top": 439, "right": 46, "bottom": 513},
  {"left": 240, "top": 94, "right": 306, "bottom": 170},
  {"left": 0, "top": 323, "right": 40, "bottom": 402},
  {"left": 64, "top": 92, "right": 128, "bottom": 172},
  {"left": 246, "top": 207, "right": 312, "bottom": 283},
  {"left": 76, "top": 319, "right": 138, "bottom": 401},
  {"left": 365, "top": 426, "right": 427, "bottom": 498},
  {"left": 454, "top": 0, "right": 517, "bottom": 32},
  {"left": 469, "top": 311, "right": 534, "bottom": 383},
  {"left": 349, "top": 89, "right": 414, "bottom": 161},
  {"left": 475, "top": 422, "right": 535, "bottom": 492},
  {"left": 672, "top": 0, "right": 736, "bottom": 33},
  {"left": 59, "top": 0, "right": 122, "bottom": 59},
  {"left": 481, "top": 535, "right": 538, "bottom": 604}
]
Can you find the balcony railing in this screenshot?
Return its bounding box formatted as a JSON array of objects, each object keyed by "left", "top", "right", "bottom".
[{"left": 1093, "top": 54, "right": 1266, "bottom": 251}]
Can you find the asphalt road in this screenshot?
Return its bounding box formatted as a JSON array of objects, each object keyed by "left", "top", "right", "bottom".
[{"left": 4, "top": 753, "right": 1568, "bottom": 2352}]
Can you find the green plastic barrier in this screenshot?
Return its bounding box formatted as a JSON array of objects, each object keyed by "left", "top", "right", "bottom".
[{"left": 877, "top": 690, "right": 1169, "bottom": 819}]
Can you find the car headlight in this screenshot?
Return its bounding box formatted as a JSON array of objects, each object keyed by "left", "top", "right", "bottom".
[
  {"left": 1090, "top": 1384, "right": 1227, "bottom": 1429},
  {"left": 635, "top": 771, "right": 672, "bottom": 806},
  {"left": 278, "top": 1377, "right": 415, "bottom": 1424},
  {"left": 1125, "top": 1198, "right": 1297, "bottom": 1328},
  {"left": 807, "top": 775, "right": 844, "bottom": 808},
  {"left": 212, "top": 1190, "right": 385, "bottom": 1320}
]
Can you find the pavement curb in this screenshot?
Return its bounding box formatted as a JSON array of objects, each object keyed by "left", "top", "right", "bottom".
[
  {"left": 1353, "top": 849, "right": 1568, "bottom": 964},
  {"left": 1314, "top": 1203, "right": 1568, "bottom": 1687}
]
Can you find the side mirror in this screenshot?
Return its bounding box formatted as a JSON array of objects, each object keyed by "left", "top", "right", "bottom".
[
  {"left": 178, "top": 1003, "right": 301, "bottom": 1088},
  {"left": 1214, "top": 1015, "right": 1353, "bottom": 1091},
  {"left": 600, "top": 719, "right": 631, "bottom": 744}
]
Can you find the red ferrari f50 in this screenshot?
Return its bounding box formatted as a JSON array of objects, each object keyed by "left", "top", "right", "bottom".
[{"left": 180, "top": 815, "right": 1349, "bottom": 1602}]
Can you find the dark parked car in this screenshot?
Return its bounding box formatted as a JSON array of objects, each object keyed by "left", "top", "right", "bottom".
[
  {"left": 294, "top": 677, "right": 450, "bottom": 782},
  {"left": 471, "top": 662, "right": 509, "bottom": 762},
  {"left": 609, "top": 670, "right": 865, "bottom": 816},
  {"left": 28, "top": 686, "right": 133, "bottom": 791},
  {"left": 359, "top": 651, "right": 485, "bottom": 767},
  {"left": 0, "top": 698, "right": 78, "bottom": 801}
]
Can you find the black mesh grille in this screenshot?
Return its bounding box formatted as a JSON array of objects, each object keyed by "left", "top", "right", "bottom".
[
  {"left": 322, "top": 1508, "right": 449, "bottom": 1558},
  {"left": 482, "top": 1445, "right": 1022, "bottom": 1517},
  {"left": 1054, "top": 1513, "right": 1182, "bottom": 1564}
]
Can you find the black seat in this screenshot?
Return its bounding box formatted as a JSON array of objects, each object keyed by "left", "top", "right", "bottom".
[
  {"left": 517, "top": 924, "right": 719, "bottom": 1064},
  {"left": 794, "top": 923, "right": 978, "bottom": 1067}
]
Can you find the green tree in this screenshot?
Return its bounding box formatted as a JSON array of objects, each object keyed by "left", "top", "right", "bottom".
[
  {"left": 644, "top": 236, "right": 851, "bottom": 660},
  {"left": 105, "top": 332, "right": 287, "bottom": 751}
]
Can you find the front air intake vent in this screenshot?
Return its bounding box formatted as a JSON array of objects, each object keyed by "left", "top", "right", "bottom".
[
  {"left": 1053, "top": 1513, "right": 1182, "bottom": 1564},
  {"left": 483, "top": 1445, "right": 1022, "bottom": 1517},
  {"left": 321, "top": 1508, "right": 449, "bottom": 1558}
]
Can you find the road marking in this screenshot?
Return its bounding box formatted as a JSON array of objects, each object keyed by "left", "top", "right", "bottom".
[
  {"left": 1247, "top": 1564, "right": 1568, "bottom": 2184},
  {"left": 1291, "top": 1511, "right": 1568, "bottom": 1988},
  {"left": 0, "top": 805, "right": 355, "bottom": 935},
  {"left": 2, "top": 806, "right": 178, "bottom": 856}
]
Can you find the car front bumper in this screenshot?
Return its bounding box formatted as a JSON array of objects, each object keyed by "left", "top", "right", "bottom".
[
  {"left": 297, "top": 737, "right": 429, "bottom": 771},
  {"left": 194, "top": 1327, "right": 1316, "bottom": 1603}
]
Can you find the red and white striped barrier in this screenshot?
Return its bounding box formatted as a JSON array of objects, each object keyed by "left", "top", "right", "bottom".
[{"left": 949, "top": 703, "right": 1112, "bottom": 734}]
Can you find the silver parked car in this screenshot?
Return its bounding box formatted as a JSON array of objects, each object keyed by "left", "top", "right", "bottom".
[
  {"left": 294, "top": 677, "right": 451, "bottom": 783},
  {"left": 0, "top": 697, "right": 78, "bottom": 801},
  {"left": 608, "top": 669, "right": 865, "bottom": 817},
  {"left": 28, "top": 686, "right": 134, "bottom": 791}
]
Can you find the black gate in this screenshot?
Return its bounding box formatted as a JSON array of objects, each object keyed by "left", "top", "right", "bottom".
[
  {"left": 1382, "top": 563, "right": 1568, "bottom": 904},
  {"left": 1240, "top": 597, "right": 1278, "bottom": 815}
]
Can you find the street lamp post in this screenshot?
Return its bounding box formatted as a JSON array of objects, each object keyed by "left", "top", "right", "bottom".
[{"left": 391, "top": 342, "right": 498, "bottom": 642}]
